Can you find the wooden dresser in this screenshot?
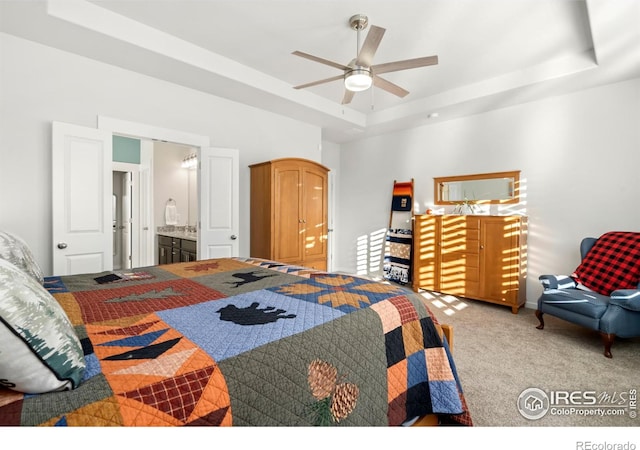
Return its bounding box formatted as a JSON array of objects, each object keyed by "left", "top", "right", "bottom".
[
  {"left": 249, "top": 158, "right": 329, "bottom": 270},
  {"left": 412, "top": 214, "right": 527, "bottom": 313}
]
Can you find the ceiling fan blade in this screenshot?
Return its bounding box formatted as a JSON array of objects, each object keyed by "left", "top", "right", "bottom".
[
  {"left": 292, "top": 51, "right": 350, "bottom": 71},
  {"left": 341, "top": 89, "right": 355, "bottom": 105},
  {"left": 355, "top": 25, "right": 385, "bottom": 67},
  {"left": 372, "top": 55, "right": 439, "bottom": 75},
  {"left": 373, "top": 75, "right": 409, "bottom": 98},
  {"left": 293, "top": 74, "right": 344, "bottom": 90}
]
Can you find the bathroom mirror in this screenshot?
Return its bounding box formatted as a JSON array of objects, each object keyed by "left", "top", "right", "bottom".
[{"left": 434, "top": 170, "right": 520, "bottom": 205}]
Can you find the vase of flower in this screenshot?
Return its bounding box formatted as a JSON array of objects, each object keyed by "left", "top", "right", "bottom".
[{"left": 453, "top": 198, "right": 477, "bottom": 215}]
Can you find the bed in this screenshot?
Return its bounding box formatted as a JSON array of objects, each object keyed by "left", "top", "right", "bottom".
[{"left": 0, "top": 235, "right": 471, "bottom": 427}]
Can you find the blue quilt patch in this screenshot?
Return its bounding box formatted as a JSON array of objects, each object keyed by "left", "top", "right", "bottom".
[
  {"left": 44, "top": 276, "right": 67, "bottom": 294},
  {"left": 158, "top": 289, "right": 344, "bottom": 361},
  {"left": 406, "top": 351, "right": 428, "bottom": 388},
  {"left": 429, "top": 380, "right": 463, "bottom": 414}
]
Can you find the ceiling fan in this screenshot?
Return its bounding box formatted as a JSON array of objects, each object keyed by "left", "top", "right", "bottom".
[{"left": 292, "top": 14, "right": 438, "bottom": 105}]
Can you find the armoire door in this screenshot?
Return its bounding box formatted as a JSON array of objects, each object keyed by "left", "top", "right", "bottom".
[
  {"left": 273, "top": 165, "right": 303, "bottom": 264},
  {"left": 301, "top": 166, "right": 327, "bottom": 264}
]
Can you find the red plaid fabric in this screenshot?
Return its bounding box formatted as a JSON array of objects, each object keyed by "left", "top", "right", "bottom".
[{"left": 571, "top": 231, "right": 640, "bottom": 296}]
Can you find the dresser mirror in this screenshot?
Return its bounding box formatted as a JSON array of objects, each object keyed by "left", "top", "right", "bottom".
[{"left": 434, "top": 170, "right": 520, "bottom": 205}]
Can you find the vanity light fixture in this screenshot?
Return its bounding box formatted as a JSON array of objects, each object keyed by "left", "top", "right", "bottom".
[{"left": 181, "top": 153, "right": 197, "bottom": 169}]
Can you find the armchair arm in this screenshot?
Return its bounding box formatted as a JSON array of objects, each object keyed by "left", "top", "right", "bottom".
[
  {"left": 610, "top": 290, "right": 640, "bottom": 312},
  {"left": 539, "top": 274, "right": 577, "bottom": 290}
]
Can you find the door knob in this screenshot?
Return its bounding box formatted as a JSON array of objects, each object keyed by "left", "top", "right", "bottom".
[
  {"left": 57, "top": 243, "right": 68, "bottom": 249},
  {"left": 230, "top": 235, "right": 237, "bottom": 240}
]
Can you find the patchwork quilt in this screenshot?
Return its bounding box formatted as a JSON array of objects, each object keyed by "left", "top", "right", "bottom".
[{"left": 0, "top": 257, "right": 471, "bottom": 426}]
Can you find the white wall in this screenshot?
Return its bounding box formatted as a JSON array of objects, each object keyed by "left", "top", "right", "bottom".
[
  {"left": 153, "top": 142, "right": 195, "bottom": 230},
  {"left": 0, "top": 33, "right": 323, "bottom": 276},
  {"left": 335, "top": 77, "right": 640, "bottom": 309},
  {"left": 321, "top": 140, "right": 341, "bottom": 272}
]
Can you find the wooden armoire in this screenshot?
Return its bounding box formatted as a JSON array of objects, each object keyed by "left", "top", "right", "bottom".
[
  {"left": 249, "top": 158, "right": 329, "bottom": 270},
  {"left": 412, "top": 214, "right": 528, "bottom": 313}
]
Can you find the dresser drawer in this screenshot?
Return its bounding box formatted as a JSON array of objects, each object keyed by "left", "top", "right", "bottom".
[
  {"left": 441, "top": 237, "right": 480, "bottom": 254},
  {"left": 441, "top": 216, "right": 480, "bottom": 230},
  {"left": 441, "top": 255, "right": 480, "bottom": 280}
]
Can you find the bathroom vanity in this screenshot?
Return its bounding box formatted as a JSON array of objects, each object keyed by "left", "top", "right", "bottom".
[{"left": 157, "top": 230, "right": 197, "bottom": 264}]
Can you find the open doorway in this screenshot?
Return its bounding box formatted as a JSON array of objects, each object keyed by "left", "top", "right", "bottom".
[
  {"left": 100, "top": 116, "right": 240, "bottom": 268},
  {"left": 112, "top": 140, "right": 198, "bottom": 269},
  {"left": 112, "top": 170, "right": 132, "bottom": 270},
  {"left": 53, "top": 118, "right": 239, "bottom": 276},
  {"left": 152, "top": 141, "right": 199, "bottom": 238}
]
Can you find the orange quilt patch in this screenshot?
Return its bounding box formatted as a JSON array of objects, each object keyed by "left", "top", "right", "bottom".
[{"left": 88, "top": 314, "right": 232, "bottom": 426}]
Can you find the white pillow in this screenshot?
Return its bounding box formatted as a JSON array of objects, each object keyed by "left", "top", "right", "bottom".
[
  {"left": 0, "top": 258, "right": 85, "bottom": 394},
  {"left": 0, "top": 230, "right": 44, "bottom": 284}
]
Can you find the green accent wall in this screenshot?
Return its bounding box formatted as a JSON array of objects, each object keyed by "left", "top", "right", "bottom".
[{"left": 113, "top": 135, "right": 140, "bottom": 164}]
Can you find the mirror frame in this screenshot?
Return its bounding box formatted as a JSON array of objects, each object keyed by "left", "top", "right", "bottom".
[{"left": 434, "top": 170, "right": 520, "bottom": 205}]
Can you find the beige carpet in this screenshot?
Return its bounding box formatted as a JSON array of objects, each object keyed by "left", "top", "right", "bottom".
[{"left": 420, "top": 290, "right": 640, "bottom": 427}]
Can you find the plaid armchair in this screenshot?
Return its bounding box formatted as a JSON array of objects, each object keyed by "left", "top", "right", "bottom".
[{"left": 535, "top": 232, "right": 640, "bottom": 358}]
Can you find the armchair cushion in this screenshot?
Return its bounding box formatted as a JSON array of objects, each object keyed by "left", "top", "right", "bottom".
[
  {"left": 539, "top": 274, "right": 577, "bottom": 290},
  {"left": 610, "top": 290, "right": 640, "bottom": 312},
  {"left": 539, "top": 288, "right": 610, "bottom": 319},
  {"left": 571, "top": 231, "right": 640, "bottom": 296}
]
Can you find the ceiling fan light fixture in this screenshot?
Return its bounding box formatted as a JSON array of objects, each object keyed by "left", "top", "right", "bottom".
[
  {"left": 292, "top": 14, "right": 438, "bottom": 104},
  {"left": 344, "top": 67, "right": 372, "bottom": 92}
]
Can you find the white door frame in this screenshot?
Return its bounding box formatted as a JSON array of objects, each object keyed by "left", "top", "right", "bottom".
[
  {"left": 113, "top": 162, "right": 139, "bottom": 268},
  {"left": 327, "top": 171, "right": 335, "bottom": 272},
  {"left": 98, "top": 117, "right": 211, "bottom": 148},
  {"left": 138, "top": 140, "right": 154, "bottom": 266}
]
